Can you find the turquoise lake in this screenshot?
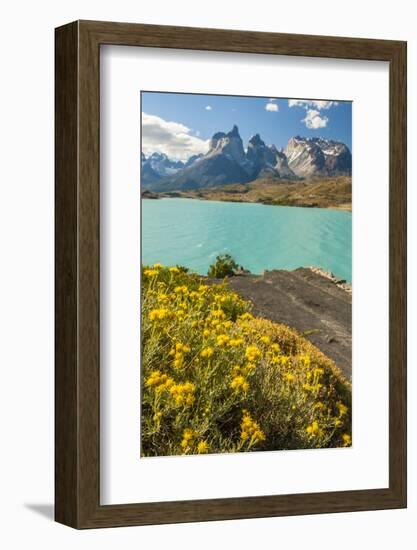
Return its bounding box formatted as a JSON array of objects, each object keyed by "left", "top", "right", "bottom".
[{"left": 142, "top": 198, "right": 352, "bottom": 283}]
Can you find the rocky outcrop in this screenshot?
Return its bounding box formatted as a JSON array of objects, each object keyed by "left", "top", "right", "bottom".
[{"left": 227, "top": 267, "right": 352, "bottom": 377}]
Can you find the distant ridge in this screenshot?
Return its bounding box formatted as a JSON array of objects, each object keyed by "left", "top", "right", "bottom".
[{"left": 142, "top": 126, "right": 352, "bottom": 190}]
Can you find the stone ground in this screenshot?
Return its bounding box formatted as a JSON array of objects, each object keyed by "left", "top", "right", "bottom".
[{"left": 226, "top": 268, "right": 352, "bottom": 378}]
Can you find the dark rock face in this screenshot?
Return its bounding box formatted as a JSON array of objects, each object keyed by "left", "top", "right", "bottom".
[
  {"left": 246, "top": 136, "right": 297, "bottom": 180},
  {"left": 142, "top": 127, "right": 351, "bottom": 190},
  {"left": 246, "top": 134, "right": 277, "bottom": 176}
]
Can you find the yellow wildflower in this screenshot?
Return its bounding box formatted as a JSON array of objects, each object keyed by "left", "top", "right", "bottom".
[
  {"left": 239, "top": 313, "right": 254, "bottom": 321},
  {"left": 157, "top": 293, "right": 169, "bottom": 304},
  {"left": 174, "top": 285, "right": 189, "bottom": 295},
  {"left": 216, "top": 334, "right": 230, "bottom": 347},
  {"left": 169, "top": 381, "right": 195, "bottom": 407},
  {"left": 197, "top": 440, "right": 209, "bottom": 454},
  {"left": 229, "top": 338, "right": 244, "bottom": 347},
  {"left": 155, "top": 374, "right": 174, "bottom": 393},
  {"left": 169, "top": 266, "right": 180, "bottom": 273},
  {"left": 149, "top": 308, "right": 170, "bottom": 321},
  {"left": 173, "top": 353, "right": 184, "bottom": 369},
  {"left": 306, "top": 420, "right": 322, "bottom": 437},
  {"left": 144, "top": 269, "right": 159, "bottom": 277},
  {"left": 201, "top": 347, "right": 214, "bottom": 359},
  {"left": 337, "top": 402, "right": 349, "bottom": 416},
  {"left": 145, "top": 370, "right": 163, "bottom": 387},
  {"left": 240, "top": 410, "right": 265, "bottom": 444},
  {"left": 175, "top": 342, "right": 190, "bottom": 353},
  {"left": 260, "top": 335, "right": 270, "bottom": 345},
  {"left": 181, "top": 428, "right": 198, "bottom": 451},
  {"left": 245, "top": 345, "right": 261, "bottom": 362},
  {"left": 211, "top": 309, "right": 226, "bottom": 319},
  {"left": 230, "top": 375, "right": 249, "bottom": 393},
  {"left": 280, "top": 355, "right": 290, "bottom": 367},
  {"left": 285, "top": 373, "right": 295, "bottom": 382},
  {"left": 146, "top": 371, "right": 174, "bottom": 393},
  {"left": 342, "top": 433, "right": 352, "bottom": 446}
]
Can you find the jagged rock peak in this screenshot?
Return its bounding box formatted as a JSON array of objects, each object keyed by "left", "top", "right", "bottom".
[
  {"left": 248, "top": 133, "right": 265, "bottom": 147},
  {"left": 227, "top": 124, "right": 241, "bottom": 138},
  {"left": 208, "top": 125, "right": 246, "bottom": 166}
]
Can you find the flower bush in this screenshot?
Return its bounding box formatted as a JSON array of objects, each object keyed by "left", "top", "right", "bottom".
[{"left": 141, "top": 264, "right": 352, "bottom": 457}]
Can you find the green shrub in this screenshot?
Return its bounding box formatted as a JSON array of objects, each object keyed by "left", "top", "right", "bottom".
[{"left": 208, "top": 254, "right": 238, "bottom": 278}]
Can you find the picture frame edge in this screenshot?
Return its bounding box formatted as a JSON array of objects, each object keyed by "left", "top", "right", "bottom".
[{"left": 55, "top": 20, "right": 407, "bottom": 529}]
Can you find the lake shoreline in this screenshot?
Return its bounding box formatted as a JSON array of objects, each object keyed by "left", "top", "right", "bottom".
[
  {"left": 142, "top": 175, "right": 352, "bottom": 211},
  {"left": 143, "top": 192, "right": 351, "bottom": 211}
]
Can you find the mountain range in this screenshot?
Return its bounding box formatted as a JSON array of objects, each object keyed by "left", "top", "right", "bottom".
[{"left": 141, "top": 125, "right": 351, "bottom": 191}]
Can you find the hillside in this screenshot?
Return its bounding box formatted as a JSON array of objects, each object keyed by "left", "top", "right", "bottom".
[{"left": 154, "top": 176, "right": 352, "bottom": 210}]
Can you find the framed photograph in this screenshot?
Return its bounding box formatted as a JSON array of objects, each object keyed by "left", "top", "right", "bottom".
[{"left": 55, "top": 20, "right": 407, "bottom": 528}]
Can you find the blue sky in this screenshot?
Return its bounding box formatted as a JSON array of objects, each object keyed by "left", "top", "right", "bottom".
[{"left": 141, "top": 92, "right": 352, "bottom": 162}]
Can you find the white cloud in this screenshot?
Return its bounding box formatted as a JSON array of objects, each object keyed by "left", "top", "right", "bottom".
[
  {"left": 288, "top": 99, "right": 337, "bottom": 110},
  {"left": 288, "top": 99, "right": 335, "bottom": 129},
  {"left": 265, "top": 102, "right": 279, "bottom": 112},
  {"left": 205, "top": 105, "right": 212, "bottom": 111},
  {"left": 302, "top": 109, "right": 329, "bottom": 129},
  {"left": 142, "top": 113, "right": 209, "bottom": 161}
]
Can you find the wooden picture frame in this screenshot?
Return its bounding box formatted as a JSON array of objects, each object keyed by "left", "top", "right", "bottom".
[{"left": 55, "top": 20, "right": 407, "bottom": 528}]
